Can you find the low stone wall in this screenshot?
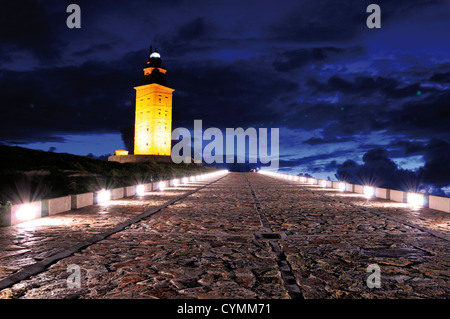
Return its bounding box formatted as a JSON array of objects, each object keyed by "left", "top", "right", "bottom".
[
  {"left": 429, "top": 195, "right": 450, "bottom": 213},
  {"left": 143, "top": 183, "right": 153, "bottom": 192},
  {"left": 71, "top": 192, "right": 94, "bottom": 209},
  {"left": 354, "top": 185, "right": 364, "bottom": 194},
  {"left": 345, "top": 183, "right": 354, "bottom": 192},
  {"left": 110, "top": 188, "right": 124, "bottom": 200},
  {"left": 42, "top": 195, "right": 71, "bottom": 216},
  {"left": 390, "top": 190, "right": 405, "bottom": 203},
  {"left": 306, "top": 178, "right": 449, "bottom": 213},
  {"left": 124, "top": 186, "right": 136, "bottom": 197},
  {"left": 1, "top": 170, "right": 226, "bottom": 226},
  {"left": 376, "top": 188, "right": 389, "bottom": 199}
]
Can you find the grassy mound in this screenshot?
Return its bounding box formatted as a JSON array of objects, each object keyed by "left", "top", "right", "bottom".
[{"left": 0, "top": 145, "right": 216, "bottom": 204}]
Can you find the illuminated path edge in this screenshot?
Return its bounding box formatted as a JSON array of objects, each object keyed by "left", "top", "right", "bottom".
[
  {"left": 0, "top": 173, "right": 229, "bottom": 291},
  {"left": 263, "top": 174, "right": 450, "bottom": 243}
]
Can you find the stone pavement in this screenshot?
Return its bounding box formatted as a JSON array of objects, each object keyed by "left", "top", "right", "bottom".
[{"left": 0, "top": 172, "right": 448, "bottom": 299}]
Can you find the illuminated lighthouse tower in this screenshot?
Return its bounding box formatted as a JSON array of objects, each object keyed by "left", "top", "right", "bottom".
[{"left": 134, "top": 47, "right": 174, "bottom": 156}]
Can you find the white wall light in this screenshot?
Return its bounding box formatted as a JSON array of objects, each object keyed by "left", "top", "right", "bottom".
[{"left": 136, "top": 185, "right": 145, "bottom": 196}]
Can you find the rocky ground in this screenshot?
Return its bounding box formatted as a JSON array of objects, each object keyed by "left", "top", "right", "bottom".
[{"left": 0, "top": 173, "right": 448, "bottom": 299}]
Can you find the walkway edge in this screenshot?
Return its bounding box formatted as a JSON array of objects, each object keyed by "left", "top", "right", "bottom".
[{"left": 0, "top": 174, "right": 228, "bottom": 291}]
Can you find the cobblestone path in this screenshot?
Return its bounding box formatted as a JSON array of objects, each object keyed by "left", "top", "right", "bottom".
[{"left": 0, "top": 172, "right": 448, "bottom": 299}]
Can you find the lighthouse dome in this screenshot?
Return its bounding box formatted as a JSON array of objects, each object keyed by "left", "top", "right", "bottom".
[{"left": 150, "top": 51, "right": 161, "bottom": 59}]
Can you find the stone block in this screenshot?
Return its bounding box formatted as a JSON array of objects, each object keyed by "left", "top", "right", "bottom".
[
  {"left": 42, "top": 195, "right": 71, "bottom": 216},
  {"left": 354, "top": 185, "right": 364, "bottom": 194},
  {"left": 376, "top": 188, "right": 389, "bottom": 200},
  {"left": 143, "top": 183, "right": 153, "bottom": 192},
  {"left": 390, "top": 190, "right": 405, "bottom": 203},
  {"left": 111, "top": 188, "right": 125, "bottom": 200},
  {"left": 71, "top": 192, "right": 94, "bottom": 209},
  {"left": 124, "top": 186, "right": 136, "bottom": 197},
  {"left": 429, "top": 195, "right": 450, "bottom": 213},
  {"left": 345, "top": 184, "right": 354, "bottom": 192}
]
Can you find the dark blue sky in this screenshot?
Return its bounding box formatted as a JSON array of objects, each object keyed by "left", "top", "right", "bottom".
[{"left": 0, "top": 0, "right": 449, "bottom": 189}]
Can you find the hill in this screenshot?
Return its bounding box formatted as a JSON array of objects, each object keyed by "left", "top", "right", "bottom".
[{"left": 0, "top": 145, "right": 216, "bottom": 204}]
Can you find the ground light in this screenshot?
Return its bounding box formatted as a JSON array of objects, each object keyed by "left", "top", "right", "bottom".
[
  {"left": 14, "top": 204, "right": 39, "bottom": 222},
  {"left": 97, "top": 189, "right": 111, "bottom": 203},
  {"left": 136, "top": 185, "right": 145, "bottom": 196},
  {"left": 363, "top": 186, "right": 375, "bottom": 198},
  {"left": 407, "top": 193, "right": 424, "bottom": 209},
  {"left": 321, "top": 180, "right": 328, "bottom": 187},
  {"left": 172, "top": 179, "right": 179, "bottom": 187},
  {"left": 158, "top": 181, "right": 166, "bottom": 191},
  {"left": 339, "top": 182, "right": 346, "bottom": 192}
]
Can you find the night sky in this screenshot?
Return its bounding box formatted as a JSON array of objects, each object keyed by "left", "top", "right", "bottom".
[{"left": 0, "top": 1, "right": 449, "bottom": 191}]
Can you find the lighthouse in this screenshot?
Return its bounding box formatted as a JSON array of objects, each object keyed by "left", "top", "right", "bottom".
[
  {"left": 109, "top": 46, "right": 175, "bottom": 164},
  {"left": 134, "top": 46, "right": 174, "bottom": 156}
]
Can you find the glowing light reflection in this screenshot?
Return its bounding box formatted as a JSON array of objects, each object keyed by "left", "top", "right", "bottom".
[
  {"left": 136, "top": 185, "right": 145, "bottom": 196},
  {"left": 15, "top": 204, "right": 38, "bottom": 222},
  {"left": 363, "top": 186, "right": 375, "bottom": 198},
  {"left": 407, "top": 193, "right": 424, "bottom": 208},
  {"left": 97, "top": 189, "right": 111, "bottom": 203}
]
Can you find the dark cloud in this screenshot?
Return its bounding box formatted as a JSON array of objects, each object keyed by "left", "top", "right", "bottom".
[
  {"left": 335, "top": 143, "right": 450, "bottom": 193},
  {"left": 273, "top": 46, "right": 364, "bottom": 72},
  {"left": 429, "top": 71, "right": 450, "bottom": 83},
  {"left": 308, "top": 83, "right": 450, "bottom": 143},
  {"left": 176, "top": 17, "right": 210, "bottom": 41},
  {"left": 0, "top": 0, "right": 66, "bottom": 62},
  {"left": 419, "top": 139, "right": 450, "bottom": 189},
  {"left": 335, "top": 147, "right": 418, "bottom": 190},
  {"left": 152, "top": 17, "right": 219, "bottom": 59},
  {"left": 279, "top": 149, "right": 350, "bottom": 168},
  {"left": 0, "top": 50, "right": 147, "bottom": 143},
  {"left": 169, "top": 58, "right": 299, "bottom": 130},
  {"left": 389, "top": 140, "right": 428, "bottom": 156},
  {"left": 269, "top": 0, "right": 444, "bottom": 43},
  {"left": 0, "top": 48, "right": 301, "bottom": 143},
  {"left": 308, "top": 75, "right": 429, "bottom": 99},
  {"left": 304, "top": 137, "right": 353, "bottom": 145},
  {"left": 269, "top": 1, "right": 366, "bottom": 42},
  {"left": 383, "top": 91, "right": 450, "bottom": 139}
]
